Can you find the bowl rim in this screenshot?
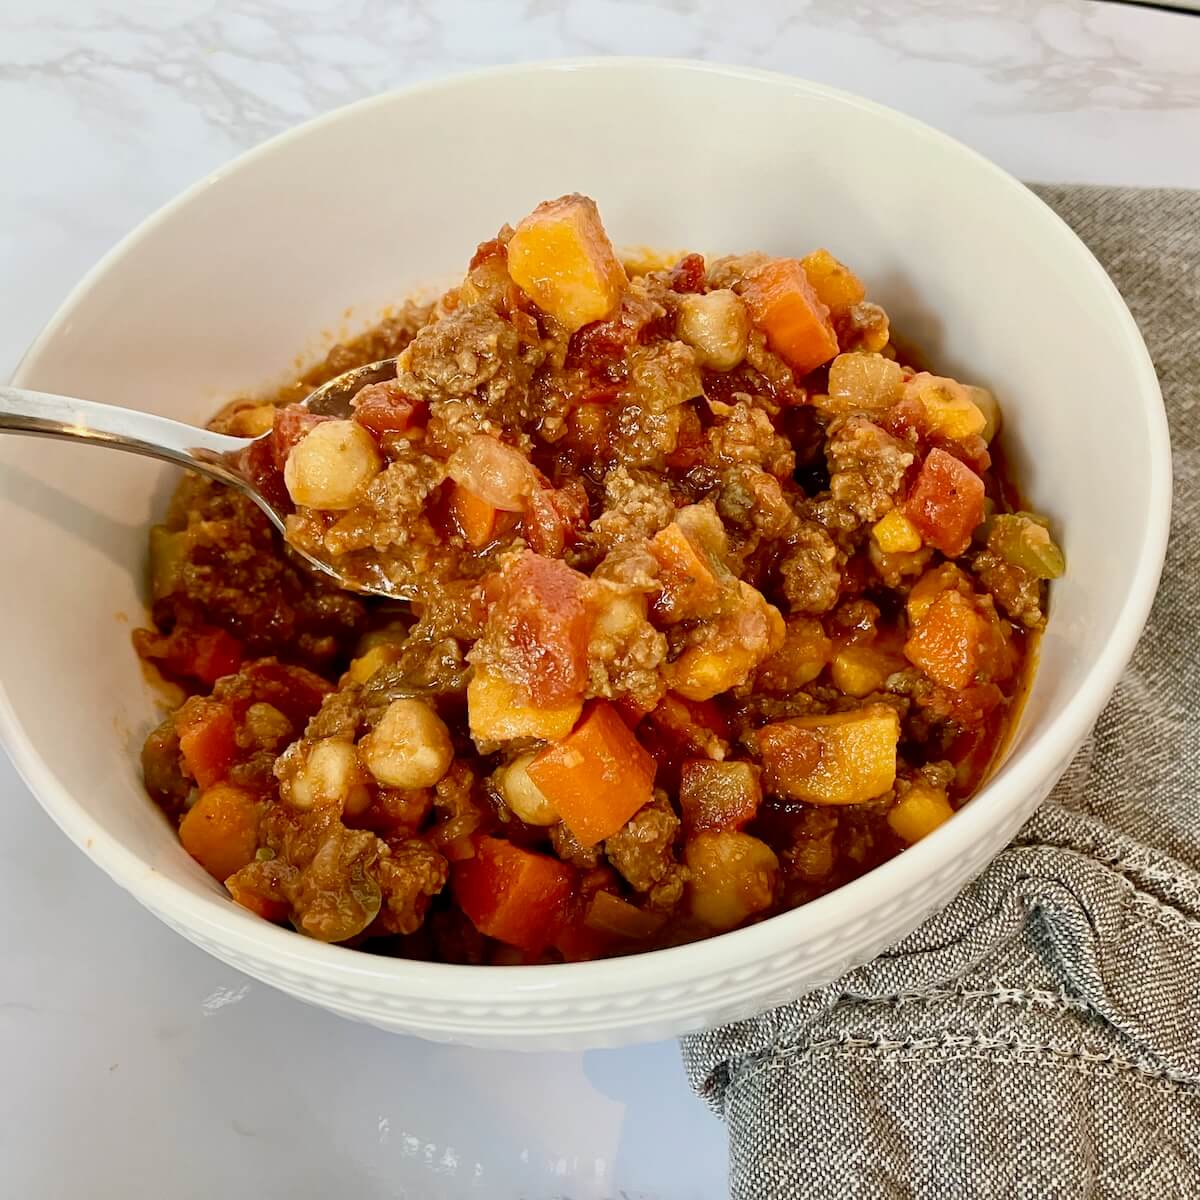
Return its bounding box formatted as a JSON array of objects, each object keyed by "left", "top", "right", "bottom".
[{"left": 3, "top": 56, "right": 1172, "bottom": 1002}]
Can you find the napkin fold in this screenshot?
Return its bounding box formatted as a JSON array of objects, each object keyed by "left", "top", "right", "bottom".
[{"left": 681, "top": 185, "right": 1200, "bottom": 1200}]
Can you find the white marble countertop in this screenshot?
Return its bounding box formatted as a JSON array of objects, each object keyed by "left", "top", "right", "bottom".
[{"left": 2, "top": 2, "right": 1198, "bottom": 1197}]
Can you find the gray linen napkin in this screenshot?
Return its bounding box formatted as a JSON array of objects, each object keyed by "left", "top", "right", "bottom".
[{"left": 681, "top": 185, "right": 1200, "bottom": 1200}]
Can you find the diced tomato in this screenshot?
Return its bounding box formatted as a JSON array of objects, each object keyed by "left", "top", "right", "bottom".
[
  {"left": 226, "top": 659, "right": 333, "bottom": 725},
  {"left": 679, "top": 760, "right": 763, "bottom": 834},
  {"left": 270, "top": 404, "right": 329, "bottom": 471},
  {"left": 469, "top": 235, "right": 508, "bottom": 271},
  {"left": 526, "top": 702, "right": 657, "bottom": 847},
  {"left": 234, "top": 435, "right": 291, "bottom": 512},
  {"left": 352, "top": 381, "right": 421, "bottom": 438},
  {"left": 521, "top": 482, "right": 589, "bottom": 558},
  {"left": 552, "top": 914, "right": 615, "bottom": 962},
  {"left": 135, "top": 625, "right": 243, "bottom": 686},
  {"left": 452, "top": 837, "right": 574, "bottom": 954},
  {"left": 488, "top": 551, "right": 592, "bottom": 706},
  {"left": 448, "top": 482, "right": 498, "bottom": 548},
  {"left": 175, "top": 698, "right": 238, "bottom": 789},
  {"left": 669, "top": 252, "right": 707, "bottom": 294},
  {"left": 904, "top": 447, "right": 986, "bottom": 557},
  {"left": 639, "top": 693, "right": 731, "bottom": 792}
]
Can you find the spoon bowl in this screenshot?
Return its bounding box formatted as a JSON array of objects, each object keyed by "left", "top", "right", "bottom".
[{"left": 0, "top": 357, "right": 401, "bottom": 597}]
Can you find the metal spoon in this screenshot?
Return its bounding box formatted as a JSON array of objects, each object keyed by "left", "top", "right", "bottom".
[{"left": 0, "top": 358, "right": 400, "bottom": 596}]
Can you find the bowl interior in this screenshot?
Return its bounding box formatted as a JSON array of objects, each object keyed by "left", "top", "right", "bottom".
[{"left": 0, "top": 62, "right": 1166, "bottom": 1003}]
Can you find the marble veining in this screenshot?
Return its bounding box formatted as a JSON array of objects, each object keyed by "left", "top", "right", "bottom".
[{"left": 1, "top": 3, "right": 1197, "bottom": 1198}]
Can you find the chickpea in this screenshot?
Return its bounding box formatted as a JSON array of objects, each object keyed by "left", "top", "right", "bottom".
[
  {"left": 498, "top": 752, "right": 558, "bottom": 826},
  {"left": 675, "top": 289, "right": 750, "bottom": 371},
  {"left": 283, "top": 419, "right": 382, "bottom": 510},
  {"left": 283, "top": 738, "right": 369, "bottom": 814},
  {"left": 361, "top": 699, "right": 453, "bottom": 789}
]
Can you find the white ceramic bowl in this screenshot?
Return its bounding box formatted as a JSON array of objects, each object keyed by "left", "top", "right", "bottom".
[{"left": 1, "top": 60, "right": 1169, "bottom": 1050}]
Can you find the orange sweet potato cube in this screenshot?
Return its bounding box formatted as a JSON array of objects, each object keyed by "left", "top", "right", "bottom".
[
  {"left": 507, "top": 194, "right": 628, "bottom": 331},
  {"left": 467, "top": 669, "right": 583, "bottom": 744},
  {"left": 800, "top": 248, "right": 867, "bottom": 313},
  {"left": 756, "top": 705, "right": 900, "bottom": 805}
]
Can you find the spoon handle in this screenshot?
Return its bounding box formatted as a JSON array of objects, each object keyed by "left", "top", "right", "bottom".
[{"left": 0, "top": 384, "right": 250, "bottom": 487}]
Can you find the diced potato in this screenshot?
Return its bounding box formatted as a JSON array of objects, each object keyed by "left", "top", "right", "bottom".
[
  {"left": 283, "top": 419, "right": 382, "bottom": 510},
  {"left": 967, "top": 385, "right": 1001, "bottom": 444},
  {"left": 685, "top": 830, "right": 779, "bottom": 932},
  {"left": 907, "top": 374, "right": 987, "bottom": 442},
  {"left": 987, "top": 513, "right": 1065, "bottom": 580},
  {"left": 675, "top": 289, "right": 751, "bottom": 371},
  {"left": 227, "top": 403, "right": 277, "bottom": 438},
  {"left": 679, "top": 761, "right": 763, "bottom": 834},
  {"left": 507, "top": 193, "right": 628, "bottom": 331},
  {"left": 756, "top": 705, "right": 900, "bottom": 805},
  {"left": 668, "top": 582, "right": 785, "bottom": 701},
  {"left": 904, "top": 590, "right": 986, "bottom": 690},
  {"left": 361, "top": 699, "right": 453, "bottom": 789},
  {"left": 888, "top": 784, "right": 955, "bottom": 844},
  {"left": 755, "top": 617, "right": 833, "bottom": 692},
  {"left": 799, "top": 248, "right": 867, "bottom": 313},
  {"left": 830, "top": 644, "right": 900, "bottom": 698},
  {"left": 347, "top": 643, "right": 403, "bottom": 685},
  {"left": 498, "top": 751, "right": 558, "bottom": 826},
  {"left": 467, "top": 669, "right": 583, "bottom": 744},
  {"left": 872, "top": 509, "right": 923, "bottom": 554},
  {"left": 284, "top": 737, "right": 369, "bottom": 813},
  {"left": 824, "top": 353, "right": 904, "bottom": 412}
]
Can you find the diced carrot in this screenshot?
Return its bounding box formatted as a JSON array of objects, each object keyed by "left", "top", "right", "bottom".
[
  {"left": 452, "top": 837, "right": 575, "bottom": 953},
  {"left": 904, "top": 448, "right": 986, "bottom": 557},
  {"left": 175, "top": 698, "right": 238, "bottom": 789},
  {"left": 179, "top": 783, "right": 260, "bottom": 882},
  {"left": 679, "top": 760, "right": 763, "bottom": 835},
  {"left": 904, "top": 589, "right": 987, "bottom": 690},
  {"left": 526, "top": 702, "right": 657, "bottom": 847},
  {"left": 648, "top": 521, "right": 725, "bottom": 622},
  {"left": 448, "top": 482, "right": 497, "bottom": 548},
  {"left": 799, "top": 249, "right": 867, "bottom": 314},
  {"left": 742, "top": 258, "right": 840, "bottom": 376}
]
